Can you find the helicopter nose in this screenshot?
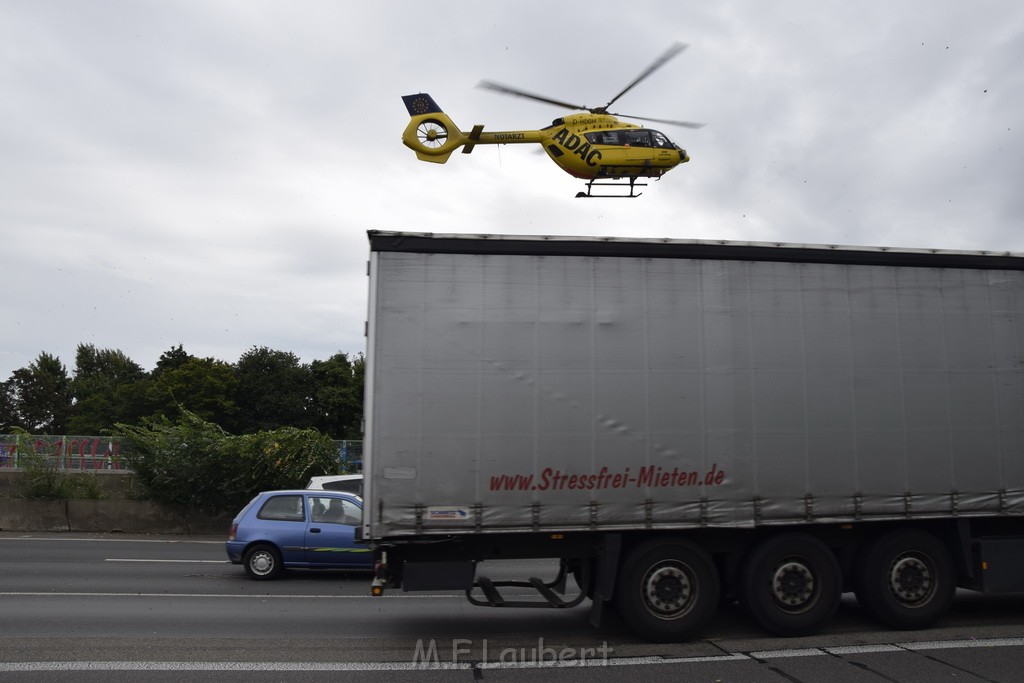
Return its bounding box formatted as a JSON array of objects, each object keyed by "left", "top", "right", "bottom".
[{"left": 680, "top": 149, "right": 690, "bottom": 163}]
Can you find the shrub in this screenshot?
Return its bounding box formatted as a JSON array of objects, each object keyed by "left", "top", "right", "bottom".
[
  {"left": 11, "top": 430, "right": 105, "bottom": 500},
  {"left": 116, "top": 410, "right": 341, "bottom": 514}
]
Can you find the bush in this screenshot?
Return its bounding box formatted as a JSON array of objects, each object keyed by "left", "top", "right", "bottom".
[
  {"left": 11, "top": 430, "right": 106, "bottom": 500},
  {"left": 116, "top": 410, "right": 342, "bottom": 514}
]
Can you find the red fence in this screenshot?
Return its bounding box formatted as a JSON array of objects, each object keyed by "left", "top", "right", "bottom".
[
  {"left": 0, "top": 436, "right": 361, "bottom": 471},
  {"left": 0, "top": 435, "right": 125, "bottom": 470}
]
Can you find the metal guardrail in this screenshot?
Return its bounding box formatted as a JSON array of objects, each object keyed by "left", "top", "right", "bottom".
[{"left": 0, "top": 435, "right": 363, "bottom": 472}]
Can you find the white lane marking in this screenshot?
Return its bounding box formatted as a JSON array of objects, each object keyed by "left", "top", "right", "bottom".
[
  {"left": 0, "top": 537, "right": 223, "bottom": 544},
  {"left": 753, "top": 637, "right": 1024, "bottom": 661},
  {"left": 558, "top": 653, "right": 751, "bottom": 668},
  {"left": 0, "top": 658, "right": 746, "bottom": 672},
  {"left": 898, "top": 637, "right": 1024, "bottom": 650},
  {"left": 3, "top": 640, "right": 1024, "bottom": 673},
  {"left": 0, "top": 662, "right": 469, "bottom": 672},
  {"left": 749, "top": 648, "right": 824, "bottom": 659},
  {"left": 825, "top": 644, "right": 903, "bottom": 655},
  {"left": 0, "top": 591, "right": 461, "bottom": 599},
  {"left": 105, "top": 559, "right": 227, "bottom": 563}
]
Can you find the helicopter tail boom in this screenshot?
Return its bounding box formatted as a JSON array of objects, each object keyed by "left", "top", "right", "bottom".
[{"left": 402, "top": 93, "right": 541, "bottom": 164}]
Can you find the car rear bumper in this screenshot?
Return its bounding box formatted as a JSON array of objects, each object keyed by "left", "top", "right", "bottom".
[{"left": 225, "top": 541, "right": 246, "bottom": 563}]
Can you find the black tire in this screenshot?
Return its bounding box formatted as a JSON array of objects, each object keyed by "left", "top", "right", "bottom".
[
  {"left": 614, "top": 538, "right": 720, "bottom": 643},
  {"left": 244, "top": 544, "right": 283, "bottom": 580},
  {"left": 740, "top": 533, "right": 842, "bottom": 637},
  {"left": 855, "top": 529, "right": 955, "bottom": 629}
]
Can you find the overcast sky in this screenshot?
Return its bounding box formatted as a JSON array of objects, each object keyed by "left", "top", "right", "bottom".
[{"left": 2, "top": 1, "right": 1022, "bottom": 380}]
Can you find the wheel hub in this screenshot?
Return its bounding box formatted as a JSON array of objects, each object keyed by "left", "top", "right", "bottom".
[
  {"left": 644, "top": 563, "right": 694, "bottom": 617},
  {"left": 772, "top": 560, "right": 815, "bottom": 609},
  {"left": 889, "top": 555, "right": 932, "bottom": 604},
  {"left": 252, "top": 553, "right": 272, "bottom": 574}
]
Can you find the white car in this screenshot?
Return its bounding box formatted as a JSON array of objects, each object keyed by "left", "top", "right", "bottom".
[{"left": 305, "top": 474, "right": 363, "bottom": 497}]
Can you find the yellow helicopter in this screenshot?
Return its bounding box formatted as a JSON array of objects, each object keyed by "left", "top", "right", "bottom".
[{"left": 401, "top": 42, "right": 703, "bottom": 198}]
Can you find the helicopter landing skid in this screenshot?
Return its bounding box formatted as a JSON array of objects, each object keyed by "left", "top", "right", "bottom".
[{"left": 575, "top": 178, "right": 646, "bottom": 198}]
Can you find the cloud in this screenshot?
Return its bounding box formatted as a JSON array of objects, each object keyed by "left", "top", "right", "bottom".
[{"left": 2, "top": 0, "right": 1023, "bottom": 379}]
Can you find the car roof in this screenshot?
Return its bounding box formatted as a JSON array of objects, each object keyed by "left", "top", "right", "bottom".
[{"left": 258, "top": 489, "right": 359, "bottom": 498}]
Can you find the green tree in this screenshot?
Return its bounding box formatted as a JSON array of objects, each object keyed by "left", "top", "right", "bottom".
[
  {"left": 153, "top": 344, "right": 191, "bottom": 376},
  {"left": 145, "top": 357, "right": 238, "bottom": 427},
  {"left": 233, "top": 347, "right": 311, "bottom": 433},
  {"left": 3, "top": 353, "right": 72, "bottom": 432},
  {"left": 309, "top": 352, "right": 364, "bottom": 439},
  {"left": 68, "top": 344, "right": 147, "bottom": 433},
  {"left": 0, "top": 379, "right": 15, "bottom": 431},
  {"left": 117, "top": 411, "right": 232, "bottom": 513}
]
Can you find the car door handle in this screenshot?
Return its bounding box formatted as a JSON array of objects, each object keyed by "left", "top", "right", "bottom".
[{"left": 310, "top": 528, "right": 321, "bottom": 533}]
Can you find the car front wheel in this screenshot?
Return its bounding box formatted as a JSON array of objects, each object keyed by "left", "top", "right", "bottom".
[{"left": 244, "top": 544, "right": 283, "bottom": 580}]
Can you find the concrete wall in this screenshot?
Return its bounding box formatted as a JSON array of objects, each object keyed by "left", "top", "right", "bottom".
[{"left": 0, "top": 471, "right": 232, "bottom": 535}]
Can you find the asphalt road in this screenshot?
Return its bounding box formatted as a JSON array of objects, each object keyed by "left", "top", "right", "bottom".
[{"left": 2, "top": 533, "right": 1024, "bottom": 681}]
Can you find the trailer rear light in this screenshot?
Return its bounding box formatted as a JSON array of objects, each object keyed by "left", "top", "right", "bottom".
[{"left": 374, "top": 550, "right": 388, "bottom": 578}]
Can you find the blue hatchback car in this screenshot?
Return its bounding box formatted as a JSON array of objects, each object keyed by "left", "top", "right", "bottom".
[{"left": 226, "top": 489, "right": 372, "bottom": 580}]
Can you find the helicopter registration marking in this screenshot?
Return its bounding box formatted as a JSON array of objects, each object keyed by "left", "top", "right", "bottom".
[{"left": 551, "top": 127, "right": 603, "bottom": 167}]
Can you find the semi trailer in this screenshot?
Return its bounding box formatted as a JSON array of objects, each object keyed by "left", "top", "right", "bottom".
[{"left": 361, "top": 230, "right": 1024, "bottom": 642}]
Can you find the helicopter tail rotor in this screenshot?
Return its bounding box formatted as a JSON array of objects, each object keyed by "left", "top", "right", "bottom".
[{"left": 401, "top": 94, "right": 468, "bottom": 163}]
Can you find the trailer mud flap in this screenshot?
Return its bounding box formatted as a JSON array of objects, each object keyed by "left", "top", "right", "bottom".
[{"left": 589, "top": 533, "right": 622, "bottom": 628}]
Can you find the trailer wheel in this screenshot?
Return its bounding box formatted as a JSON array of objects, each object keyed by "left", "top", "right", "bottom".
[
  {"left": 615, "top": 539, "right": 719, "bottom": 642},
  {"left": 855, "top": 529, "right": 955, "bottom": 629},
  {"left": 740, "top": 533, "right": 841, "bottom": 637}
]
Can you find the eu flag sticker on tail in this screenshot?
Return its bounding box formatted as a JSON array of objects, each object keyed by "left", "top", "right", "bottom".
[{"left": 403, "top": 94, "right": 443, "bottom": 116}]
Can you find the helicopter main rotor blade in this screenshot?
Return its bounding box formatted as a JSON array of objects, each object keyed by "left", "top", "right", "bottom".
[
  {"left": 612, "top": 113, "right": 705, "bottom": 129},
  {"left": 602, "top": 42, "right": 688, "bottom": 112},
  {"left": 477, "top": 80, "right": 588, "bottom": 112}
]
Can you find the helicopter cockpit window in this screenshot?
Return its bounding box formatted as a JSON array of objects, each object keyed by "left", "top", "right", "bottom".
[
  {"left": 622, "top": 130, "right": 652, "bottom": 147},
  {"left": 585, "top": 131, "right": 623, "bottom": 145},
  {"left": 650, "top": 131, "right": 672, "bottom": 148}
]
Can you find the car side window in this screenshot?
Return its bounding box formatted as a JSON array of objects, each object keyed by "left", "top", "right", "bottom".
[
  {"left": 257, "top": 494, "right": 305, "bottom": 522},
  {"left": 322, "top": 480, "right": 361, "bottom": 495},
  {"left": 310, "top": 496, "right": 361, "bottom": 526},
  {"left": 340, "top": 499, "right": 361, "bottom": 526}
]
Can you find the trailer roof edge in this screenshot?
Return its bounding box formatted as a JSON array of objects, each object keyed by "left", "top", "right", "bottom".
[{"left": 367, "top": 231, "right": 1024, "bottom": 270}]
